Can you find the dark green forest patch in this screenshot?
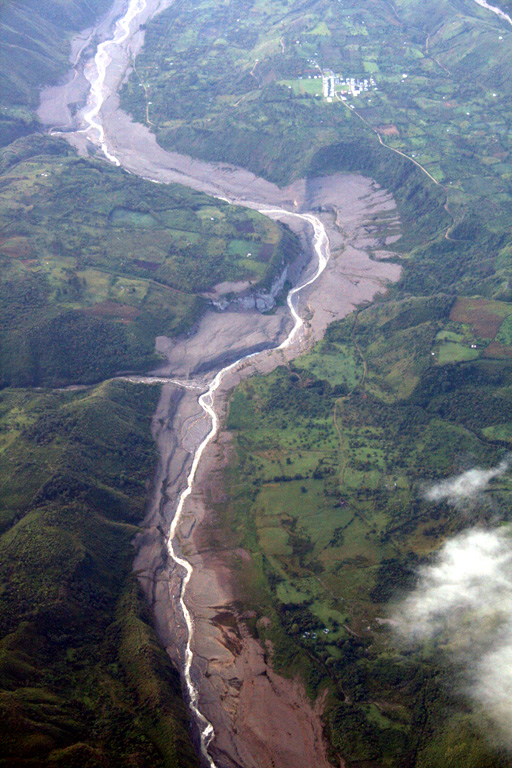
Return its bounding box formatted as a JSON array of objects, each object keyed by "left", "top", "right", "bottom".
[{"left": 0, "top": 380, "right": 199, "bottom": 768}]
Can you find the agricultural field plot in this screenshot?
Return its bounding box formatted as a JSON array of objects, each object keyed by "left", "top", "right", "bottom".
[
  {"left": 224, "top": 302, "right": 512, "bottom": 766},
  {"left": 292, "top": 339, "right": 364, "bottom": 392},
  {"left": 278, "top": 77, "right": 323, "bottom": 96},
  {"left": 0, "top": 136, "right": 293, "bottom": 386},
  {"left": 121, "top": 0, "right": 512, "bottom": 215},
  {"left": 0, "top": 140, "right": 284, "bottom": 291},
  {"left": 428, "top": 297, "right": 512, "bottom": 364}
]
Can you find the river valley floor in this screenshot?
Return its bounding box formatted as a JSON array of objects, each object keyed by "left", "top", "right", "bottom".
[
  {"left": 37, "top": 4, "right": 402, "bottom": 763},
  {"left": 131, "top": 173, "right": 401, "bottom": 768}
]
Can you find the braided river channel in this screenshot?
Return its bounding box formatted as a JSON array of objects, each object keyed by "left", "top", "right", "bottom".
[{"left": 38, "top": 0, "right": 402, "bottom": 764}]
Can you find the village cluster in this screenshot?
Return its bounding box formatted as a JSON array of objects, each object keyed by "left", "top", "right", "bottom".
[{"left": 322, "top": 69, "right": 377, "bottom": 101}]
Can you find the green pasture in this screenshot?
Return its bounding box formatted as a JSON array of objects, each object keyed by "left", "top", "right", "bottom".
[
  {"left": 308, "top": 21, "right": 331, "bottom": 36},
  {"left": 496, "top": 315, "right": 512, "bottom": 345},
  {"left": 293, "top": 341, "right": 363, "bottom": 389},
  {"left": 224, "top": 294, "right": 510, "bottom": 763},
  {"left": 0, "top": 137, "right": 295, "bottom": 385},
  {"left": 279, "top": 78, "right": 323, "bottom": 96},
  {"left": 435, "top": 342, "right": 479, "bottom": 364}
]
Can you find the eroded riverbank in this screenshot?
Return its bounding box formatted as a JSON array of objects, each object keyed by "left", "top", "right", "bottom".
[
  {"left": 138, "top": 175, "right": 400, "bottom": 768},
  {"left": 38, "top": 1, "right": 401, "bottom": 764}
]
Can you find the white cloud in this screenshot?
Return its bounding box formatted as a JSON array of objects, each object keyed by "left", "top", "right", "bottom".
[
  {"left": 422, "top": 458, "right": 509, "bottom": 507},
  {"left": 394, "top": 527, "right": 512, "bottom": 747}
]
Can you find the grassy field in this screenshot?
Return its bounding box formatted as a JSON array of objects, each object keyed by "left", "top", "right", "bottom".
[
  {"left": 0, "top": 134, "right": 295, "bottom": 387},
  {"left": 224, "top": 300, "right": 512, "bottom": 767}
]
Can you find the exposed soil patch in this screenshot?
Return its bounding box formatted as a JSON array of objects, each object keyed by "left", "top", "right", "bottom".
[
  {"left": 484, "top": 341, "right": 512, "bottom": 358},
  {"left": 377, "top": 123, "right": 400, "bottom": 136},
  {"left": 84, "top": 300, "right": 141, "bottom": 319},
  {"left": 450, "top": 296, "right": 504, "bottom": 338},
  {"left": 0, "top": 236, "right": 33, "bottom": 260}
]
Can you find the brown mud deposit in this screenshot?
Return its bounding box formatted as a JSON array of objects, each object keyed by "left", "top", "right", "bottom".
[
  {"left": 38, "top": 4, "right": 399, "bottom": 764},
  {"left": 133, "top": 173, "right": 399, "bottom": 768},
  {"left": 179, "top": 431, "right": 339, "bottom": 768}
]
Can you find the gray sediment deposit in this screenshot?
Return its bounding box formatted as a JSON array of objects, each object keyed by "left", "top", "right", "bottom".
[
  {"left": 131, "top": 172, "right": 399, "bottom": 768},
  {"left": 38, "top": 1, "right": 401, "bottom": 763},
  {"left": 129, "top": 192, "right": 387, "bottom": 760}
]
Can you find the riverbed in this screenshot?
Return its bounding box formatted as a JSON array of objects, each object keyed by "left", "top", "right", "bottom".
[{"left": 38, "top": 0, "right": 401, "bottom": 764}]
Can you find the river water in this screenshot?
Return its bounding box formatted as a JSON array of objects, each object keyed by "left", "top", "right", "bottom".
[
  {"left": 74, "top": 0, "right": 332, "bottom": 764},
  {"left": 51, "top": 0, "right": 508, "bottom": 763},
  {"left": 472, "top": 0, "right": 512, "bottom": 26},
  {"left": 161, "top": 208, "right": 329, "bottom": 766}
]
